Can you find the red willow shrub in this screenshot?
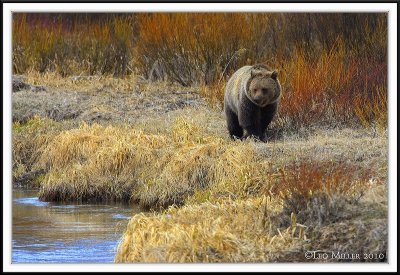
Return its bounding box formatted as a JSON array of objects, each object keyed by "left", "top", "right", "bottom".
[{"left": 12, "top": 13, "right": 387, "bottom": 128}]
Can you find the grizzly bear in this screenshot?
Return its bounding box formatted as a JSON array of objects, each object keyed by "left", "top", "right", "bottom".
[{"left": 224, "top": 64, "right": 281, "bottom": 141}]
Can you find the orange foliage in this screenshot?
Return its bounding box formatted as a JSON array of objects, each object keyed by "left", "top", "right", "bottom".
[
  {"left": 12, "top": 14, "right": 135, "bottom": 76},
  {"left": 271, "top": 161, "right": 372, "bottom": 200},
  {"left": 277, "top": 41, "right": 358, "bottom": 127},
  {"left": 12, "top": 13, "right": 388, "bottom": 129},
  {"left": 136, "top": 13, "right": 267, "bottom": 86}
]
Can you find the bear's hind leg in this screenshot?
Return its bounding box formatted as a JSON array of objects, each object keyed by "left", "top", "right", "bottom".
[{"left": 225, "top": 107, "right": 243, "bottom": 139}]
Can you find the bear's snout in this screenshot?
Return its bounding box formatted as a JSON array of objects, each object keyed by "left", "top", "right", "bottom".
[{"left": 254, "top": 92, "right": 264, "bottom": 102}]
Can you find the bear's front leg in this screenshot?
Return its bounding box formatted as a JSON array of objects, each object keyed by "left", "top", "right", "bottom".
[
  {"left": 239, "top": 111, "right": 263, "bottom": 140},
  {"left": 238, "top": 98, "right": 263, "bottom": 140},
  {"left": 242, "top": 126, "right": 263, "bottom": 141},
  {"left": 238, "top": 95, "right": 263, "bottom": 140}
]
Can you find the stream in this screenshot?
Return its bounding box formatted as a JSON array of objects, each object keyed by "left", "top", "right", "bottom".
[{"left": 12, "top": 189, "right": 141, "bottom": 263}]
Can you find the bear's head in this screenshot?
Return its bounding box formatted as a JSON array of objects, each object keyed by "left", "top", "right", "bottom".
[{"left": 246, "top": 65, "right": 282, "bottom": 107}]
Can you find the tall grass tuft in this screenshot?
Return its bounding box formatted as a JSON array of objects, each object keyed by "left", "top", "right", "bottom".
[{"left": 36, "top": 119, "right": 271, "bottom": 207}]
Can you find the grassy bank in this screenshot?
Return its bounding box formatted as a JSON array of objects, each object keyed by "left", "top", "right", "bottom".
[
  {"left": 12, "top": 76, "right": 387, "bottom": 207},
  {"left": 14, "top": 115, "right": 387, "bottom": 208},
  {"left": 115, "top": 186, "right": 387, "bottom": 263},
  {"left": 12, "top": 74, "right": 388, "bottom": 262}
]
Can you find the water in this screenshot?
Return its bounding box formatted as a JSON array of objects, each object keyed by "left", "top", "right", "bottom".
[{"left": 12, "top": 189, "right": 142, "bottom": 263}]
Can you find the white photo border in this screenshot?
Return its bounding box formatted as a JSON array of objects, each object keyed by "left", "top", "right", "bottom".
[{"left": 2, "top": 2, "right": 397, "bottom": 273}]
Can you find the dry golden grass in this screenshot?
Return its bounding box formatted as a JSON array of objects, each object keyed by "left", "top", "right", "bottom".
[
  {"left": 354, "top": 84, "right": 388, "bottom": 131},
  {"left": 199, "top": 81, "right": 226, "bottom": 109},
  {"left": 35, "top": 118, "right": 277, "bottom": 207},
  {"left": 23, "top": 71, "right": 141, "bottom": 93},
  {"left": 12, "top": 116, "right": 73, "bottom": 185},
  {"left": 115, "top": 184, "right": 387, "bottom": 263},
  {"left": 115, "top": 196, "right": 307, "bottom": 263},
  {"left": 38, "top": 122, "right": 168, "bottom": 203},
  {"left": 12, "top": 72, "right": 205, "bottom": 126},
  {"left": 13, "top": 109, "right": 387, "bottom": 209}
]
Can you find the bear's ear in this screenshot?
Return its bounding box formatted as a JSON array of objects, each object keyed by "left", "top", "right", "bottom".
[
  {"left": 250, "top": 68, "right": 264, "bottom": 78},
  {"left": 271, "top": 70, "right": 278, "bottom": 80}
]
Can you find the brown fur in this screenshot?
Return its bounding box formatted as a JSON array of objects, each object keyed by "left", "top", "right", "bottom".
[{"left": 224, "top": 64, "right": 281, "bottom": 140}]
